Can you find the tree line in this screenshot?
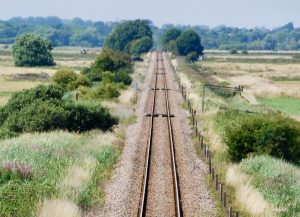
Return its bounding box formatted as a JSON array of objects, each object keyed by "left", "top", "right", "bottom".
[{"left": 2, "top": 17, "right": 300, "bottom": 50}]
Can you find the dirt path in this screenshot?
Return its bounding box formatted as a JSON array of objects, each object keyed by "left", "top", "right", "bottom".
[{"left": 94, "top": 52, "right": 216, "bottom": 217}]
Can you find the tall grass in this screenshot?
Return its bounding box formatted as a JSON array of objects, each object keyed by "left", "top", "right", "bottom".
[{"left": 230, "top": 156, "right": 300, "bottom": 217}]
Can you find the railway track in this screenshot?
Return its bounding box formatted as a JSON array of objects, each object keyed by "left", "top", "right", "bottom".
[{"left": 139, "top": 52, "right": 182, "bottom": 217}]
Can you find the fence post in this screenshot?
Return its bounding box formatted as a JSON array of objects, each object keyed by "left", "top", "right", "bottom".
[
  {"left": 220, "top": 183, "right": 223, "bottom": 203},
  {"left": 216, "top": 175, "right": 219, "bottom": 191},
  {"left": 208, "top": 156, "right": 212, "bottom": 174},
  {"left": 229, "top": 207, "right": 232, "bottom": 217},
  {"left": 202, "top": 85, "right": 205, "bottom": 113},
  {"left": 212, "top": 168, "right": 215, "bottom": 180},
  {"left": 224, "top": 192, "right": 227, "bottom": 208}
]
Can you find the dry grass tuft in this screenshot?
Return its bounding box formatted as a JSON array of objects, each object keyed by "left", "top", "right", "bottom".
[
  {"left": 226, "top": 166, "right": 274, "bottom": 217},
  {"left": 60, "top": 157, "right": 96, "bottom": 189},
  {"left": 38, "top": 199, "right": 80, "bottom": 217}
]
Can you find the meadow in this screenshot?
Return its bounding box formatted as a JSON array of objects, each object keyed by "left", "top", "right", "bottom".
[{"left": 0, "top": 45, "right": 147, "bottom": 216}]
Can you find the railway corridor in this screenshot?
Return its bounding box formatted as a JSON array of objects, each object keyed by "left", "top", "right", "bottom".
[{"left": 139, "top": 52, "right": 179, "bottom": 217}]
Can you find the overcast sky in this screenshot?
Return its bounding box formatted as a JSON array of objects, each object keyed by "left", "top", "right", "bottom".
[{"left": 0, "top": 0, "right": 299, "bottom": 28}]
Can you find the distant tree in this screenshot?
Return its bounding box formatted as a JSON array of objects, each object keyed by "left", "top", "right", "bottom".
[
  {"left": 161, "top": 28, "right": 181, "bottom": 47},
  {"left": 185, "top": 52, "right": 199, "bottom": 62},
  {"left": 105, "top": 19, "right": 153, "bottom": 53},
  {"left": 91, "top": 48, "right": 132, "bottom": 72},
  {"left": 12, "top": 33, "right": 54, "bottom": 66},
  {"left": 130, "top": 36, "right": 153, "bottom": 55},
  {"left": 175, "top": 30, "right": 204, "bottom": 56},
  {"left": 230, "top": 50, "right": 238, "bottom": 54},
  {"left": 242, "top": 50, "right": 248, "bottom": 54}
]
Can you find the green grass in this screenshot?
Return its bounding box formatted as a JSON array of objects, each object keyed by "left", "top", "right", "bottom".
[
  {"left": 259, "top": 97, "right": 300, "bottom": 116},
  {"left": 271, "top": 76, "right": 300, "bottom": 82},
  {"left": 239, "top": 155, "right": 300, "bottom": 217},
  {"left": 0, "top": 131, "right": 84, "bottom": 217},
  {"left": 0, "top": 130, "right": 122, "bottom": 217}
]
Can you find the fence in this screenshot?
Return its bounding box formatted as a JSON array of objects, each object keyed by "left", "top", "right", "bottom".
[{"left": 179, "top": 82, "right": 241, "bottom": 217}]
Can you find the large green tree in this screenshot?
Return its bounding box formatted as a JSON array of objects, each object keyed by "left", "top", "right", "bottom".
[
  {"left": 161, "top": 28, "right": 181, "bottom": 48},
  {"left": 105, "top": 19, "right": 153, "bottom": 54},
  {"left": 176, "top": 30, "right": 204, "bottom": 56},
  {"left": 12, "top": 33, "right": 54, "bottom": 66}
]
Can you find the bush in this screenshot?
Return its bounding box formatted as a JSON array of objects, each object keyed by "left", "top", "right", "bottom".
[
  {"left": 175, "top": 30, "right": 204, "bottom": 56},
  {"left": 0, "top": 85, "right": 118, "bottom": 138},
  {"left": 223, "top": 111, "right": 300, "bottom": 163},
  {"left": 64, "top": 102, "right": 118, "bottom": 132},
  {"left": 129, "top": 36, "right": 153, "bottom": 55},
  {"left": 230, "top": 50, "right": 238, "bottom": 54},
  {"left": 242, "top": 50, "right": 248, "bottom": 54},
  {"left": 12, "top": 33, "right": 54, "bottom": 67},
  {"left": 96, "top": 83, "right": 121, "bottom": 99},
  {"left": 1, "top": 85, "right": 64, "bottom": 121},
  {"left": 4, "top": 100, "right": 67, "bottom": 133},
  {"left": 53, "top": 68, "right": 91, "bottom": 90},
  {"left": 185, "top": 51, "right": 199, "bottom": 62}
]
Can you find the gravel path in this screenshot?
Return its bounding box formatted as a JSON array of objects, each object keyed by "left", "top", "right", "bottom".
[{"left": 89, "top": 52, "right": 216, "bottom": 217}]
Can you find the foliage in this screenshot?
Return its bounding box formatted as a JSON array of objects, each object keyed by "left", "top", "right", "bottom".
[
  {"left": 230, "top": 50, "right": 238, "bottom": 54},
  {"left": 221, "top": 110, "right": 300, "bottom": 163},
  {"left": 63, "top": 101, "right": 119, "bottom": 131},
  {"left": 175, "top": 30, "right": 204, "bottom": 56},
  {"left": 105, "top": 19, "right": 153, "bottom": 54},
  {"left": 79, "top": 82, "right": 121, "bottom": 100},
  {"left": 185, "top": 51, "right": 199, "bottom": 62},
  {"left": 53, "top": 68, "right": 91, "bottom": 90},
  {"left": 161, "top": 28, "right": 181, "bottom": 48},
  {"left": 0, "top": 17, "right": 116, "bottom": 47},
  {"left": 12, "top": 33, "right": 54, "bottom": 66},
  {"left": 241, "top": 50, "right": 248, "bottom": 54},
  {"left": 0, "top": 85, "right": 118, "bottom": 138},
  {"left": 84, "top": 48, "right": 133, "bottom": 85},
  {"left": 91, "top": 48, "right": 132, "bottom": 72},
  {"left": 129, "top": 36, "right": 153, "bottom": 55},
  {"left": 239, "top": 156, "right": 300, "bottom": 216}
]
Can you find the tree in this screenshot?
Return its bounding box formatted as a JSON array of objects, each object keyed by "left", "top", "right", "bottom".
[
  {"left": 186, "top": 52, "right": 199, "bottom": 62},
  {"left": 161, "top": 28, "right": 181, "bottom": 48},
  {"left": 105, "top": 19, "right": 153, "bottom": 53},
  {"left": 175, "top": 30, "right": 204, "bottom": 56},
  {"left": 130, "top": 36, "right": 153, "bottom": 55},
  {"left": 12, "top": 33, "right": 54, "bottom": 66}
]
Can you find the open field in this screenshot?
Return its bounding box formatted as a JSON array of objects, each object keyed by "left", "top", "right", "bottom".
[{"left": 198, "top": 53, "right": 300, "bottom": 116}]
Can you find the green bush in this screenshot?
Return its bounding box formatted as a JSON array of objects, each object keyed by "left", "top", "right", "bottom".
[
  {"left": 53, "top": 68, "right": 91, "bottom": 90},
  {"left": 0, "top": 85, "right": 118, "bottom": 138},
  {"left": 230, "top": 50, "right": 238, "bottom": 54},
  {"left": 0, "top": 85, "right": 65, "bottom": 123},
  {"left": 223, "top": 111, "right": 300, "bottom": 163},
  {"left": 64, "top": 102, "right": 118, "bottom": 132},
  {"left": 4, "top": 99, "right": 67, "bottom": 133},
  {"left": 185, "top": 51, "right": 199, "bottom": 62},
  {"left": 12, "top": 33, "right": 54, "bottom": 67},
  {"left": 115, "top": 70, "right": 132, "bottom": 85}
]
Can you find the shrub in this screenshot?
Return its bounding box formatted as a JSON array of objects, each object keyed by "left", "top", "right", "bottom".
[
  {"left": 0, "top": 85, "right": 118, "bottom": 138},
  {"left": 12, "top": 33, "right": 54, "bottom": 67},
  {"left": 1, "top": 85, "right": 64, "bottom": 122},
  {"left": 115, "top": 70, "right": 132, "bottom": 85},
  {"left": 96, "top": 83, "right": 121, "bottom": 99},
  {"left": 185, "top": 51, "right": 199, "bottom": 62},
  {"left": 4, "top": 99, "right": 67, "bottom": 133},
  {"left": 53, "top": 68, "right": 91, "bottom": 90},
  {"left": 129, "top": 36, "right": 153, "bottom": 55},
  {"left": 242, "top": 50, "right": 248, "bottom": 54},
  {"left": 223, "top": 111, "right": 300, "bottom": 163},
  {"left": 64, "top": 102, "right": 118, "bottom": 132},
  {"left": 230, "top": 50, "right": 238, "bottom": 54}
]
